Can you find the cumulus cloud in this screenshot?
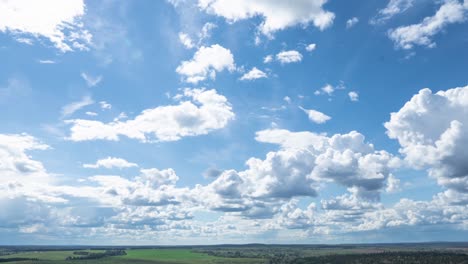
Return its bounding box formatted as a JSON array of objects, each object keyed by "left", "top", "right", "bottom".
[
  {"left": 276, "top": 50, "right": 303, "bottom": 64},
  {"left": 322, "top": 84, "right": 334, "bottom": 95},
  {"left": 178, "top": 23, "right": 217, "bottom": 50},
  {"left": 386, "top": 174, "right": 401, "bottom": 193},
  {"left": 89, "top": 169, "right": 186, "bottom": 207},
  {"left": 83, "top": 157, "right": 138, "bottom": 169},
  {"left": 263, "top": 54, "right": 273, "bottom": 63},
  {"left": 178, "top": 32, "right": 194, "bottom": 49},
  {"left": 196, "top": 0, "right": 335, "bottom": 37},
  {"left": 265, "top": 130, "right": 398, "bottom": 199},
  {"left": 5, "top": 86, "right": 468, "bottom": 240},
  {"left": 385, "top": 85, "right": 468, "bottom": 193},
  {"left": 3, "top": 128, "right": 464, "bottom": 240},
  {"left": 348, "top": 91, "right": 359, "bottom": 101},
  {"left": 194, "top": 149, "right": 320, "bottom": 217},
  {"left": 305, "top": 43, "right": 316, "bottom": 52},
  {"left": 388, "top": 0, "right": 468, "bottom": 49},
  {"left": 138, "top": 168, "right": 179, "bottom": 187},
  {"left": 81, "top": 72, "right": 102, "bottom": 87},
  {"left": 239, "top": 67, "right": 267, "bottom": 80},
  {"left": 66, "top": 88, "right": 234, "bottom": 142},
  {"left": 371, "top": 0, "right": 414, "bottom": 24},
  {"left": 176, "top": 44, "right": 235, "bottom": 83},
  {"left": 200, "top": 22, "right": 217, "bottom": 41},
  {"left": 255, "top": 129, "right": 326, "bottom": 150},
  {"left": 299, "top": 106, "right": 331, "bottom": 124},
  {"left": 315, "top": 84, "right": 335, "bottom": 96},
  {"left": 61, "top": 96, "right": 94, "bottom": 118},
  {"left": 99, "top": 101, "right": 112, "bottom": 110},
  {"left": 346, "top": 17, "right": 359, "bottom": 28},
  {"left": 355, "top": 192, "right": 468, "bottom": 232},
  {"left": 0, "top": 134, "right": 50, "bottom": 183},
  {"left": 0, "top": 0, "right": 92, "bottom": 52},
  {"left": 196, "top": 128, "right": 399, "bottom": 218},
  {"left": 321, "top": 194, "right": 378, "bottom": 212}
]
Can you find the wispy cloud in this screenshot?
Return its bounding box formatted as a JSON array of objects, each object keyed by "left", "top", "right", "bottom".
[
  {"left": 81, "top": 72, "right": 103, "bottom": 87},
  {"left": 38, "top": 59, "right": 56, "bottom": 64},
  {"left": 61, "top": 95, "right": 94, "bottom": 118},
  {"left": 299, "top": 106, "right": 331, "bottom": 124}
]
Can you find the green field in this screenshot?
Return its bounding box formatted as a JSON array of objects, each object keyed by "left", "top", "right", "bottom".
[
  {"left": 0, "top": 244, "right": 466, "bottom": 264},
  {"left": 0, "top": 250, "right": 104, "bottom": 261},
  {"left": 0, "top": 249, "right": 265, "bottom": 264},
  {"left": 120, "top": 249, "right": 217, "bottom": 261},
  {"left": 118, "top": 249, "right": 264, "bottom": 263}
]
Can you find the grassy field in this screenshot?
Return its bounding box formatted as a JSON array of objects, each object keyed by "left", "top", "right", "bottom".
[
  {"left": 120, "top": 249, "right": 218, "bottom": 261},
  {"left": 0, "top": 244, "right": 466, "bottom": 264},
  {"left": 0, "top": 250, "right": 104, "bottom": 261},
  {"left": 117, "top": 249, "right": 264, "bottom": 263},
  {"left": 0, "top": 249, "right": 265, "bottom": 264}
]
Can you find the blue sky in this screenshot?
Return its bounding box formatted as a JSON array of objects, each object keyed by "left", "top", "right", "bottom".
[{"left": 0, "top": 0, "right": 468, "bottom": 245}]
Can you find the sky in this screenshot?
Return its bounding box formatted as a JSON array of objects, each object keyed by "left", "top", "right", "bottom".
[{"left": 0, "top": 0, "right": 467, "bottom": 245}]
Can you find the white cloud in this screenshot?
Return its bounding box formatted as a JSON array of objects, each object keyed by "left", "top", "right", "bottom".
[
  {"left": 316, "top": 84, "right": 334, "bottom": 96},
  {"left": 299, "top": 106, "right": 331, "bottom": 124},
  {"left": 385, "top": 85, "right": 468, "bottom": 194},
  {"left": 305, "top": 43, "right": 317, "bottom": 52},
  {"left": 371, "top": 0, "right": 415, "bottom": 24},
  {"left": 89, "top": 169, "right": 186, "bottom": 207},
  {"left": 4, "top": 127, "right": 462, "bottom": 240},
  {"left": 178, "top": 23, "right": 216, "bottom": 50},
  {"left": 355, "top": 192, "right": 468, "bottom": 232},
  {"left": 263, "top": 54, "right": 273, "bottom": 63},
  {"left": 66, "top": 88, "right": 235, "bottom": 142},
  {"left": 176, "top": 44, "right": 235, "bottom": 83},
  {"left": 198, "top": 128, "right": 398, "bottom": 217},
  {"left": 199, "top": 22, "right": 217, "bottom": 41},
  {"left": 16, "top": 37, "right": 34, "bottom": 45},
  {"left": 178, "top": 32, "right": 194, "bottom": 49},
  {"left": 348, "top": 91, "right": 359, "bottom": 101},
  {"left": 0, "top": 0, "right": 92, "bottom": 52},
  {"left": 38, "top": 59, "right": 56, "bottom": 64},
  {"left": 61, "top": 96, "right": 94, "bottom": 117},
  {"left": 388, "top": 0, "right": 468, "bottom": 49},
  {"left": 276, "top": 50, "right": 303, "bottom": 64},
  {"left": 196, "top": 0, "right": 335, "bottom": 37},
  {"left": 0, "top": 134, "right": 52, "bottom": 191},
  {"left": 85, "top": 111, "right": 98, "bottom": 116},
  {"left": 83, "top": 157, "right": 138, "bottom": 169},
  {"left": 139, "top": 168, "right": 179, "bottom": 187},
  {"left": 346, "top": 17, "right": 359, "bottom": 28},
  {"left": 81, "top": 72, "right": 102, "bottom": 87},
  {"left": 386, "top": 174, "right": 401, "bottom": 193},
  {"left": 113, "top": 112, "right": 128, "bottom": 122},
  {"left": 321, "top": 193, "right": 378, "bottom": 212},
  {"left": 255, "top": 129, "right": 326, "bottom": 150},
  {"left": 190, "top": 129, "right": 398, "bottom": 218},
  {"left": 240, "top": 67, "right": 267, "bottom": 80},
  {"left": 99, "top": 101, "right": 112, "bottom": 110}
]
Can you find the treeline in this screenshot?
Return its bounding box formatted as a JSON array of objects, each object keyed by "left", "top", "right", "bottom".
[
  {"left": 290, "top": 251, "right": 468, "bottom": 264},
  {"left": 196, "top": 248, "right": 302, "bottom": 259},
  {"left": 0, "top": 258, "right": 39, "bottom": 263},
  {"left": 65, "top": 250, "right": 127, "bottom": 260}
]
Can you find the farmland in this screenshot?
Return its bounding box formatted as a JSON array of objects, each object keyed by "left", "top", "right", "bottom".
[{"left": 0, "top": 243, "right": 466, "bottom": 264}]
